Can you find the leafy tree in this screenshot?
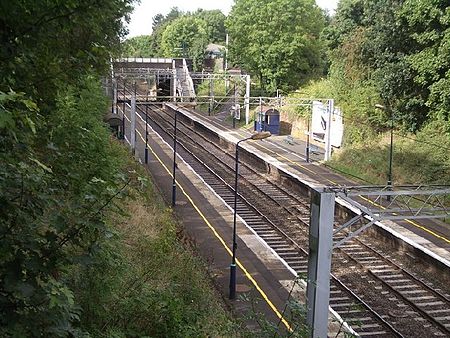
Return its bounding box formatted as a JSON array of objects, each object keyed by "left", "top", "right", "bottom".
[
  {"left": 0, "top": 0, "right": 134, "bottom": 336},
  {"left": 325, "top": 0, "right": 450, "bottom": 131},
  {"left": 0, "top": 0, "right": 132, "bottom": 106},
  {"left": 194, "top": 9, "right": 227, "bottom": 44},
  {"left": 399, "top": 0, "right": 450, "bottom": 123},
  {"left": 143, "top": 7, "right": 183, "bottom": 58},
  {"left": 124, "top": 8, "right": 227, "bottom": 64},
  {"left": 226, "top": 0, "right": 326, "bottom": 93},
  {"left": 160, "top": 16, "right": 209, "bottom": 70},
  {"left": 122, "top": 35, "right": 155, "bottom": 57},
  {"left": 152, "top": 13, "right": 165, "bottom": 31}
]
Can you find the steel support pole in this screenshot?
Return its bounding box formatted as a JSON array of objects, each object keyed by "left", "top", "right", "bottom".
[
  {"left": 172, "top": 60, "right": 177, "bottom": 102},
  {"left": 209, "top": 79, "right": 213, "bottom": 116},
  {"left": 145, "top": 95, "right": 149, "bottom": 164},
  {"left": 171, "top": 110, "right": 178, "bottom": 207},
  {"left": 130, "top": 95, "right": 136, "bottom": 154},
  {"left": 122, "top": 79, "right": 126, "bottom": 140},
  {"left": 387, "top": 113, "right": 394, "bottom": 201},
  {"left": 233, "top": 84, "right": 236, "bottom": 129},
  {"left": 306, "top": 190, "right": 335, "bottom": 338},
  {"left": 245, "top": 75, "right": 250, "bottom": 125},
  {"left": 112, "top": 78, "right": 117, "bottom": 115},
  {"left": 258, "top": 97, "right": 262, "bottom": 132},
  {"left": 324, "top": 99, "right": 334, "bottom": 161},
  {"left": 306, "top": 115, "right": 311, "bottom": 163},
  {"left": 229, "top": 139, "right": 242, "bottom": 300}
]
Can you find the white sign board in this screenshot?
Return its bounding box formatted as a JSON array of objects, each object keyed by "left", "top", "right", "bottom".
[
  {"left": 230, "top": 104, "right": 241, "bottom": 120},
  {"left": 311, "top": 101, "right": 343, "bottom": 148}
]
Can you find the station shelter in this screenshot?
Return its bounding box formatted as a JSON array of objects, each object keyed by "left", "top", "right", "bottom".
[{"left": 254, "top": 106, "right": 280, "bottom": 135}]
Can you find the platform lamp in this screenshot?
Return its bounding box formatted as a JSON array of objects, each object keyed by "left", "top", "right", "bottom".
[
  {"left": 121, "top": 78, "right": 126, "bottom": 140},
  {"left": 171, "top": 108, "right": 178, "bottom": 207},
  {"left": 375, "top": 103, "right": 394, "bottom": 201},
  {"left": 306, "top": 105, "right": 311, "bottom": 163},
  {"left": 229, "top": 131, "right": 271, "bottom": 300},
  {"left": 144, "top": 93, "right": 149, "bottom": 164}
]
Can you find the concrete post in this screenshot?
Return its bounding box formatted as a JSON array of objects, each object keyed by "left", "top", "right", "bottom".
[
  {"left": 306, "top": 189, "right": 335, "bottom": 338},
  {"left": 324, "top": 99, "right": 334, "bottom": 161}
]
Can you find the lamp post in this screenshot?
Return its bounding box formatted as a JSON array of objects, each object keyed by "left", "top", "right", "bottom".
[
  {"left": 122, "top": 79, "right": 126, "bottom": 140},
  {"left": 232, "top": 84, "right": 237, "bottom": 129},
  {"left": 375, "top": 104, "right": 394, "bottom": 201},
  {"left": 306, "top": 109, "right": 311, "bottom": 163},
  {"left": 172, "top": 109, "right": 178, "bottom": 207},
  {"left": 145, "top": 94, "right": 149, "bottom": 164},
  {"left": 229, "top": 131, "right": 271, "bottom": 300}
]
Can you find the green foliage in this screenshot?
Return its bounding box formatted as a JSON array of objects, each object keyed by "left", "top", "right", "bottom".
[
  {"left": 324, "top": 0, "right": 450, "bottom": 132},
  {"left": 122, "top": 35, "right": 155, "bottom": 57},
  {"left": 123, "top": 8, "right": 226, "bottom": 64},
  {"left": 160, "top": 16, "right": 209, "bottom": 70},
  {"left": 400, "top": 0, "right": 450, "bottom": 123},
  {"left": 0, "top": 1, "right": 134, "bottom": 336},
  {"left": 146, "top": 7, "right": 183, "bottom": 56},
  {"left": 226, "top": 0, "right": 326, "bottom": 94},
  {"left": 194, "top": 9, "right": 227, "bottom": 44},
  {"left": 0, "top": 0, "right": 133, "bottom": 105},
  {"left": 69, "top": 163, "right": 239, "bottom": 337},
  {"left": 0, "top": 76, "right": 129, "bottom": 337},
  {"left": 329, "top": 119, "right": 450, "bottom": 185}
]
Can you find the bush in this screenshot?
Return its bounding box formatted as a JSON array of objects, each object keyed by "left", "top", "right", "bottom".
[{"left": 69, "top": 161, "right": 238, "bottom": 337}]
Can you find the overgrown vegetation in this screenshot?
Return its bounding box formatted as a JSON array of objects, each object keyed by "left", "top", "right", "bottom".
[
  {"left": 298, "top": 0, "right": 450, "bottom": 185},
  {"left": 69, "top": 155, "right": 238, "bottom": 337},
  {"left": 327, "top": 120, "right": 450, "bottom": 185},
  {"left": 226, "top": 0, "right": 326, "bottom": 94},
  {"left": 0, "top": 1, "right": 238, "bottom": 336}
]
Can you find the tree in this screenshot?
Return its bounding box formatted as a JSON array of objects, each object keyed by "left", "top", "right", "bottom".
[
  {"left": 146, "top": 7, "right": 183, "bottom": 57},
  {"left": 325, "top": 0, "right": 450, "bottom": 131},
  {"left": 226, "top": 0, "right": 326, "bottom": 93},
  {"left": 194, "top": 9, "right": 227, "bottom": 44},
  {"left": 0, "top": 1, "right": 134, "bottom": 335},
  {"left": 0, "top": 0, "right": 133, "bottom": 106},
  {"left": 160, "top": 16, "right": 209, "bottom": 70},
  {"left": 122, "top": 35, "right": 155, "bottom": 57},
  {"left": 399, "top": 0, "right": 450, "bottom": 123}
]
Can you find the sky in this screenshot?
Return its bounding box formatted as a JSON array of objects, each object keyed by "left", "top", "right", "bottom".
[{"left": 126, "top": 0, "right": 339, "bottom": 38}]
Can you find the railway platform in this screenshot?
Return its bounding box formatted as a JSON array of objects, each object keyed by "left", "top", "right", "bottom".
[
  {"left": 119, "top": 103, "right": 353, "bottom": 336},
  {"left": 195, "top": 107, "right": 450, "bottom": 263},
  {"left": 119, "top": 99, "right": 450, "bottom": 336}
]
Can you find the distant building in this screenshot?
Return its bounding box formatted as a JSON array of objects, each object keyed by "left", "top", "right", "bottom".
[
  {"left": 205, "top": 43, "right": 224, "bottom": 59},
  {"left": 204, "top": 43, "right": 225, "bottom": 71}
]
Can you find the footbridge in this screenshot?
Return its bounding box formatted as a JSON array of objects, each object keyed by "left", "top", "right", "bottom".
[{"left": 111, "top": 57, "right": 251, "bottom": 120}]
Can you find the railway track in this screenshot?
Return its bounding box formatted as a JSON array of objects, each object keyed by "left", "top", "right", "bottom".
[{"left": 119, "top": 87, "right": 450, "bottom": 337}]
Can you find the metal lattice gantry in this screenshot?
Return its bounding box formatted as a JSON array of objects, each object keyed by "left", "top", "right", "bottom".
[
  {"left": 306, "top": 184, "right": 450, "bottom": 337},
  {"left": 110, "top": 58, "right": 337, "bottom": 160},
  {"left": 113, "top": 67, "right": 174, "bottom": 80},
  {"left": 331, "top": 184, "right": 450, "bottom": 249}
]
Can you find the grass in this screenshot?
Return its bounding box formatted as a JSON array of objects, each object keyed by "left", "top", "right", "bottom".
[
  {"left": 329, "top": 124, "right": 450, "bottom": 187},
  {"left": 68, "top": 144, "right": 242, "bottom": 337}
]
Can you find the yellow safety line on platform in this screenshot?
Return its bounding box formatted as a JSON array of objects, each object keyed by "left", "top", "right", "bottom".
[
  {"left": 253, "top": 136, "right": 450, "bottom": 245},
  {"left": 247, "top": 132, "right": 450, "bottom": 246},
  {"left": 134, "top": 128, "right": 293, "bottom": 332},
  {"left": 250, "top": 140, "right": 338, "bottom": 186},
  {"left": 359, "top": 196, "right": 450, "bottom": 245},
  {"left": 133, "top": 107, "right": 450, "bottom": 248}
]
